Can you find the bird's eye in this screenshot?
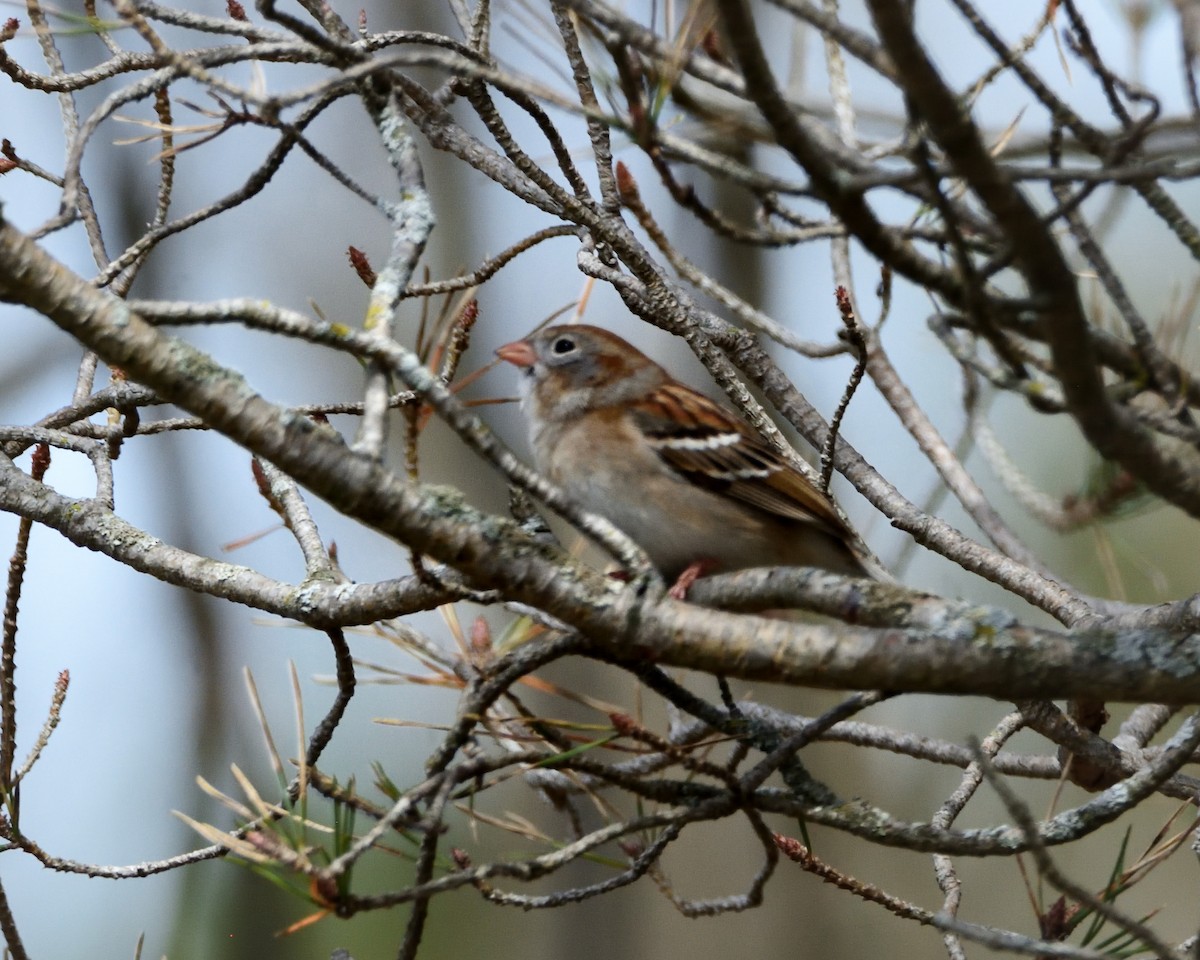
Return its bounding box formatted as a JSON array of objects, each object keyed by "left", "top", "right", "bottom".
[{"left": 551, "top": 337, "right": 576, "bottom": 355}]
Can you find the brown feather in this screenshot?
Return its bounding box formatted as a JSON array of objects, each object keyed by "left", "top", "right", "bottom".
[
  {"left": 500, "top": 324, "right": 878, "bottom": 580},
  {"left": 631, "top": 383, "right": 851, "bottom": 536}
]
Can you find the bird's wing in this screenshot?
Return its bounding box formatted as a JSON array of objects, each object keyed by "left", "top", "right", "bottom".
[{"left": 628, "top": 382, "right": 851, "bottom": 534}]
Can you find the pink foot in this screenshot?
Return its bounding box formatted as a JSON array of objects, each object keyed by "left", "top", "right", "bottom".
[{"left": 668, "top": 559, "right": 718, "bottom": 601}]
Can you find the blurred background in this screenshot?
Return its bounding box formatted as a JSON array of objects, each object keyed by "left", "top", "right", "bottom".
[{"left": 2, "top": 1, "right": 1200, "bottom": 957}]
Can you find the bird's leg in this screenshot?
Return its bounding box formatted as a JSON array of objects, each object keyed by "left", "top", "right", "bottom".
[
  {"left": 668, "top": 558, "right": 718, "bottom": 601},
  {"left": 610, "top": 561, "right": 715, "bottom": 599}
]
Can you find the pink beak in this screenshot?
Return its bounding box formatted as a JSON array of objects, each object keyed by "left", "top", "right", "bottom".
[{"left": 496, "top": 339, "right": 537, "bottom": 367}]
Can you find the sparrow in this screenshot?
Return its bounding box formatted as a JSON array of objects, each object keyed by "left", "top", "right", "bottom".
[{"left": 496, "top": 325, "right": 877, "bottom": 584}]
